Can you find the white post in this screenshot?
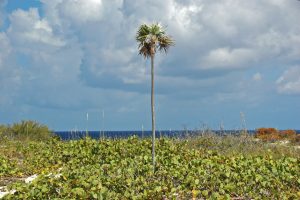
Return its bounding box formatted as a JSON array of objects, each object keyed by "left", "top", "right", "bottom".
[
  {"left": 102, "top": 110, "right": 105, "bottom": 138},
  {"left": 86, "top": 112, "right": 89, "bottom": 137}
]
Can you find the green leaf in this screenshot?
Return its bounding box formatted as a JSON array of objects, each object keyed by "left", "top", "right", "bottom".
[
  {"left": 144, "top": 155, "right": 149, "bottom": 161},
  {"left": 72, "top": 188, "right": 85, "bottom": 196},
  {"left": 225, "top": 172, "right": 230, "bottom": 178},
  {"left": 202, "top": 190, "right": 209, "bottom": 197},
  {"left": 155, "top": 186, "right": 162, "bottom": 192}
]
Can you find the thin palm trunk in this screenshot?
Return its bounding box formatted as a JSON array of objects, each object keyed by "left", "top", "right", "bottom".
[
  {"left": 151, "top": 54, "right": 156, "bottom": 172},
  {"left": 136, "top": 23, "right": 174, "bottom": 173}
]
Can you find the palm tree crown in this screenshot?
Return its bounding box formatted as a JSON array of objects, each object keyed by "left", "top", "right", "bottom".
[{"left": 136, "top": 23, "right": 174, "bottom": 58}]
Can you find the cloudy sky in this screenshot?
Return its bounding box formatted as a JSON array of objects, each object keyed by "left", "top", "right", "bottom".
[{"left": 0, "top": 0, "right": 300, "bottom": 131}]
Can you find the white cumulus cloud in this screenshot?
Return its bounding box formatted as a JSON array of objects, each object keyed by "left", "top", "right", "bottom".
[
  {"left": 58, "top": 0, "right": 104, "bottom": 23},
  {"left": 8, "top": 8, "right": 65, "bottom": 48},
  {"left": 276, "top": 66, "right": 300, "bottom": 95},
  {"left": 201, "top": 47, "right": 256, "bottom": 69}
]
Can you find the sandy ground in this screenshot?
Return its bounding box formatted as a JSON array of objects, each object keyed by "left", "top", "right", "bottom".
[{"left": 0, "top": 174, "right": 38, "bottom": 198}]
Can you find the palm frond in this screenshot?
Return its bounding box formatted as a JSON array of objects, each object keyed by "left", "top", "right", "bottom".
[
  {"left": 138, "top": 42, "right": 152, "bottom": 58},
  {"left": 136, "top": 24, "right": 150, "bottom": 42},
  {"left": 150, "top": 23, "right": 165, "bottom": 36},
  {"left": 158, "top": 36, "right": 175, "bottom": 53}
]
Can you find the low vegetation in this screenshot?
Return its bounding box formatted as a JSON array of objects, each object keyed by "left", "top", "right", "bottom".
[{"left": 0, "top": 134, "right": 299, "bottom": 199}]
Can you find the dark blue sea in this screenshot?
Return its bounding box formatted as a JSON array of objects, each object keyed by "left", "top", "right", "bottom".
[{"left": 54, "top": 130, "right": 300, "bottom": 140}]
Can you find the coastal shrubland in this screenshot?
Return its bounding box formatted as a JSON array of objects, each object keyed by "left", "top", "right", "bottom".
[{"left": 0, "top": 135, "right": 299, "bottom": 199}]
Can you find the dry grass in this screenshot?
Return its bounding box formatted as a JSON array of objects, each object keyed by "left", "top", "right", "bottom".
[{"left": 184, "top": 133, "right": 300, "bottom": 159}]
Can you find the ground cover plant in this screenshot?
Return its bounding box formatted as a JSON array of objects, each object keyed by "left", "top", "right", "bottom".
[{"left": 0, "top": 136, "right": 299, "bottom": 199}]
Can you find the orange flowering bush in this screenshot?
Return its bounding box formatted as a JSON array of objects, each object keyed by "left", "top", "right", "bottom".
[
  {"left": 255, "top": 128, "right": 280, "bottom": 141},
  {"left": 279, "top": 130, "right": 296, "bottom": 139},
  {"left": 255, "top": 128, "right": 298, "bottom": 142}
]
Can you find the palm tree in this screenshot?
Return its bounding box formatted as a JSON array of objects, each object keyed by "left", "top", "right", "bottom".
[{"left": 136, "top": 23, "right": 174, "bottom": 172}]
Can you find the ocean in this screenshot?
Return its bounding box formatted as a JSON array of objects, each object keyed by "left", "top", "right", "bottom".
[{"left": 54, "top": 130, "right": 300, "bottom": 140}]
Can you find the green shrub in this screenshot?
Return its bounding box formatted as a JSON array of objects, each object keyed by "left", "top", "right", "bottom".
[
  {"left": 0, "top": 125, "right": 8, "bottom": 137},
  {"left": 0, "top": 121, "right": 53, "bottom": 141}
]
